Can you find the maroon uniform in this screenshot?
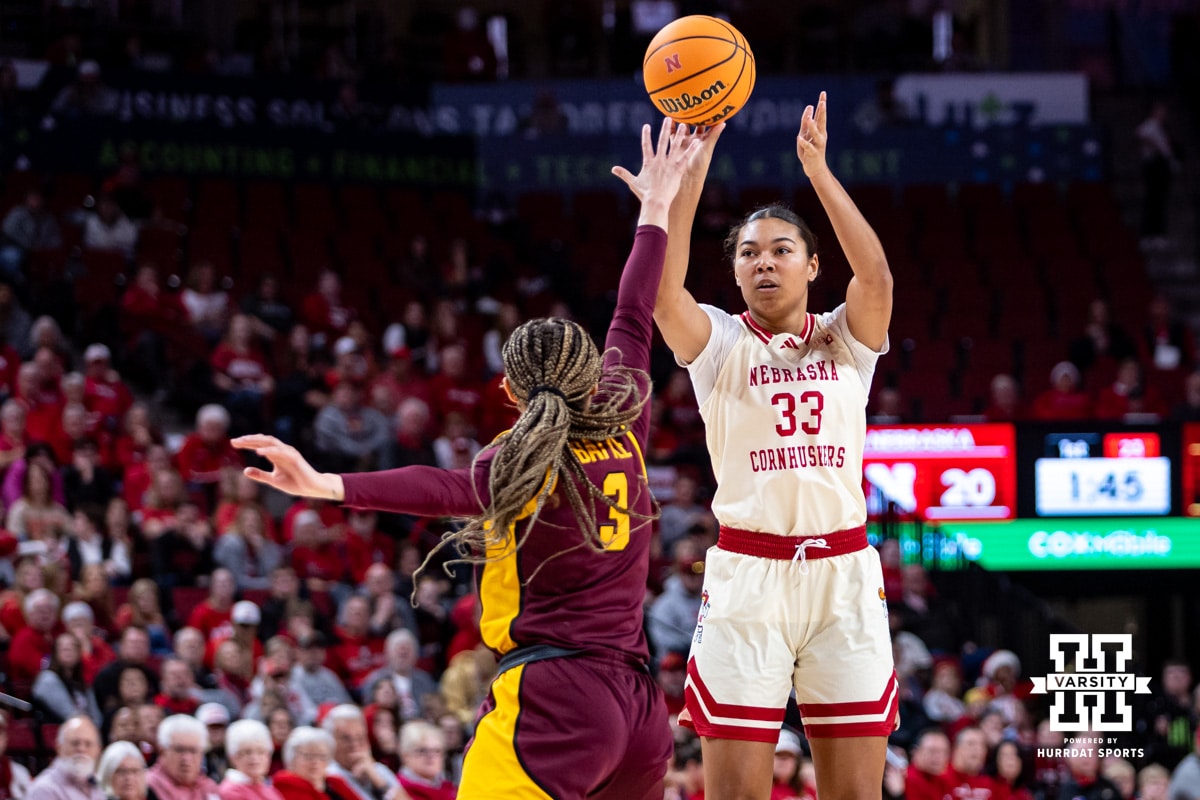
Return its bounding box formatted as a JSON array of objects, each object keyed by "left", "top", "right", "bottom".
[{"left": 342, "top": 226, "right": 670, "bottom": 800}]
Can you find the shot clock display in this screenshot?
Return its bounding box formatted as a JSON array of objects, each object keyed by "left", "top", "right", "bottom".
[{"left": 1033, "top": 431, "right": 1172, "bottom": 517}]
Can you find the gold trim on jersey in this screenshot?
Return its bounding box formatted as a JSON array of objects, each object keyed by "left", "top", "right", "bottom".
[{"left": 457, "top": 664, "right": 554, "bottom": 799}]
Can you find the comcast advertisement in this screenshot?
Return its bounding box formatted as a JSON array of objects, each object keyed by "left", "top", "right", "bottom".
[{"left": 928, "top": 519, "right": 1200, "bottom": 571}]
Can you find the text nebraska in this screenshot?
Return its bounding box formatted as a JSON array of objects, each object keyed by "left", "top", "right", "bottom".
[{"left": 749, "top": 360, "right": 840, "bottom": 386}]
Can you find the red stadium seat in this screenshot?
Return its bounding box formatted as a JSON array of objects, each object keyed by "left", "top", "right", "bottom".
[
  {"left": 294, "top": 183, "right": 339, "bottom": 233},
  {"left": 4, "top": 718, "right": 37, "bottom": 756},
  {"left": 172, "top": 587, "right": 209, "bottom": 625},
  {"left": 145, "top": 176, "right": 191, "bottom": 223},
  {"left": 339, "top": 186, "right": 388, "bottom": 233},
  {"left": 194, "top": 179, "right": 240, "bottom": 229}
]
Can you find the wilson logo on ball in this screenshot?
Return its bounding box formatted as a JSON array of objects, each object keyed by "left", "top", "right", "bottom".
[
  {"left": 642, "top": 14, "right": 756, "bottom": 125},
  {"left": 656, "top": 79, "right": 727, "bottom": 115}
]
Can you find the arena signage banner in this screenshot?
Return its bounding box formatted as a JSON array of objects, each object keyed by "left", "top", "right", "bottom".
[
  {"left": 17, "top": 71, "right": 1103, "bottom": 189},
  {"left": 929, "top": 518, "right": 1200, "bottom": 571}
]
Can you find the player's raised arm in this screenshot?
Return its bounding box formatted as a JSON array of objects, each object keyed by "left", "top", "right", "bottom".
[
  {"left": 798, "top": 92, "right": 892, "bottom": 350},
  {"left": 648, "top": 123, "right": 725, "bottom": 364},
  {"left": 232, "top": 434, "right": 484, "bottom": 518}
]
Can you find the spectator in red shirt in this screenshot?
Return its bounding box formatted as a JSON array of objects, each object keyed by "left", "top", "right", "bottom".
[
  {"left": 211, "top": 314, "right": 275, "bottom": 437},
  {"left": 281, "top": 497, "right": 345, "bottom": 544},
  {"left": 396, "top": 721, "right": 456, "bottom": 800},
  {"left": 0, "top": 398, "right": 27, "bottom": 476},
  {"left": 0, "top": 555, "right": 42, "bottom": 637},
  {"left": 391, "top": 398, "right": 436, "bottom": 469},
  {"left": 62, "top": 599, "right": 116, "bottom": 684},
  {"left": 17, "top": 357, "right": 64, "bottom": 445},
  {"left": 905, "top": 728, "right": 952, "bottom": 800},
  {"left": 369, "top": 347, "right": 430, "bottom": 418},
  {"left": 328, "top": 596, "right": 385, "bottom": 690},
  {"left": 175, "top": 405, "right": 243, "bottom": 506},
  {"left": 942, "top": 727, "right": 997, "bottom": 798},
  {"left": 82, "top": 343, "right": 133, "bottom": 432},
  {"left": 1030, "top": 361, "right": 1093, "bottom": 421},
  {"left": 124, "top": 442, "right": 169, "bottom": 514},
  {"left": 656, "top": 652, "right": 686, "bottom": 719},
  {"left": 51, "top": 402, "right": 91, "bottom": 466},
  {"left": 983, "top": 373, "right": 1025, "bottom": 422},
  {"left": 113, "top": 402, "right": 162, "bottom": 479},
  {"left": 213, "top": 469, "right": 276, "bottom": 540},
  {"left": 187, "top": 567, "right": 238, "bottom": 640},
  {"left": 1094, "top": 357, "right": 1167, "bottom": 420},
  {"left": 300, "top": 270, "right": 355, "bottom": 348},
  {"left": 154, "top": 656, "right": 203, "bottom": 716},
  {"left": 288, "top": 510, "right": 344, "bottom": 593},
  {"left": 344, "top": 509, "right": 393, "bottom": 587},
  {"left": 426, "top": 343, "right": 483, "bottom": 434},
  {"left": 119, "top": 264, "right": 190, "bottom": 391},
  {"left": 770, "top": 728, "right": 803, "bottom": 800},
  {"left": 8, "top": 587, "right": 60, "bottom": 683},
  {"left": 204, "top": 599, "right": 265, "bottom": 676}
]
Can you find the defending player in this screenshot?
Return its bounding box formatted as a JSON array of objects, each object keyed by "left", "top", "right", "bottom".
[
  {"left": 654, "top": 93, "right": 897, "bottom": 800},
  {"left": 234, "top": 119, "right": 701, "bottom": 800}
]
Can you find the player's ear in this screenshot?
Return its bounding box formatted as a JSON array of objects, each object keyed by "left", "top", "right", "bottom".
[
  {"left": 809, "top": 253, "right": 820, "bottom": 282},
  {"left": 500, "top": 376, "right": 518, "bottom": 404}
]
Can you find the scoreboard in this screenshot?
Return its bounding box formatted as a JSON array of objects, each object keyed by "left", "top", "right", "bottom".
[
  {"left": 863, "top": 421, "right": 1197, "bottom": 570},
  {"left": 863, "top": 424, "right": 1017, "bottom": 521}
]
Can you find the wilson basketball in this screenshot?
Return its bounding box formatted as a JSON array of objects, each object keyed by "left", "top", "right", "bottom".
[{"left": 643, "top": 15, "right": 756, "bottom": 126}]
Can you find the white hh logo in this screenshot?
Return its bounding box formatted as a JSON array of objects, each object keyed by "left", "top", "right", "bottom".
[{"left": 1031, "top": 634, "right": 1152, "bottom": 732}]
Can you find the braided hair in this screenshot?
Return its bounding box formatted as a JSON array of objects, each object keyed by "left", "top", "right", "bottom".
[{"left": 426, "top": 317, "right": 654, "bottom": 576}]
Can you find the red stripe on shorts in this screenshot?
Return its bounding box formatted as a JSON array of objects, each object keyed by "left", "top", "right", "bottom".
[
  {"left": 800, "top": 672, "right": 900, "bottom": 740},
  {"left": 682, "top": 658, "right": 784, "bottom": 743},
  {"left": 717, "top": 525, "right": 867, "bottom": 560}
]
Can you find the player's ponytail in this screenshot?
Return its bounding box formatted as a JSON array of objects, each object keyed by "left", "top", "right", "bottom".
[{"left": 420, "top": 317, "right": 654, "bottom": 580}]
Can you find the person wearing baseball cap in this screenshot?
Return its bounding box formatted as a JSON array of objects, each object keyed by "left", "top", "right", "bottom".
[{"left": 196, "top": 703, "right": 232, "bottom": 782}]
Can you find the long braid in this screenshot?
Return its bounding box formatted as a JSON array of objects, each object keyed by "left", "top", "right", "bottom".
[{"left": 419, "top": 317, "right": 655, "bottom": 579}]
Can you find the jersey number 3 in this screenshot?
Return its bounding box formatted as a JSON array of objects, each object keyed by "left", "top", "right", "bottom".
[
  {"left": 599, "top": 472, "right": 630, "bottom": 551},
  {"left": 772, "top": 391, "right": 824, "bottom": 436}
]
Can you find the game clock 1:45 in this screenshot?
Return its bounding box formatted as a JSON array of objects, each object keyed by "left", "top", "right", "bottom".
[{"left": 1035, "top": 457, "right": 1171, "bottom": 516}]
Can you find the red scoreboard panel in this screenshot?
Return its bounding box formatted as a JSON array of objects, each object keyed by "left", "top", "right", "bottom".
[
  {"left": 863, "top": 424, "right": 1018, "bottom": 521},
  {"left": 1185, "top": 424, "right": 1200, "bottom": 518}
]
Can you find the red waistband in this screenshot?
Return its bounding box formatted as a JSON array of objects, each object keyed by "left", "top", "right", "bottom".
[{"left": 717, "top": 525, "right": 868, "bottom": 560}]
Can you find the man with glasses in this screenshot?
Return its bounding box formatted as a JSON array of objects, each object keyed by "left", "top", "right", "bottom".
[
  {"left": 396, "top": 722, "right": 454, "bottom": 800},
  {"left": 146, "top": 715, "right": 220, "bottom": 800},
  {"left": 26, "top": 715, "right": 104, "bottom": 800},
  {"left": 320, "top": 706, "right": 404, "bottom": 800}
]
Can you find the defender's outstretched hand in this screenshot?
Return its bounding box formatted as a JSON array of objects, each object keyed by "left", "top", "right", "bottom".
[
  {"left": 796, "top": 91, "right": 830, "bottom": 179},
  {"left": 232, "top": 434, "right": 344, "bottom": 501},
  {"left": 611, "top": 118, "right": 705, "bottom": 208}
]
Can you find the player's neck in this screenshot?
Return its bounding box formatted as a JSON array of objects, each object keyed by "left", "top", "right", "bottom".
[{"left": 747, "top": 305, "right": 810, "bottom": 337}]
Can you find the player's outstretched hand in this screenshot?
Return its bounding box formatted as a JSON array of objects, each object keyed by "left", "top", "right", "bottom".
[
  {"left": 796, "top": 90, "right": 830, "bottom": 179},
  {"left": 611, "top": 118, "right": 704, "bottom": 207},
  {"left": 232, "top": 434, "right": 344, "bottom": 501}
]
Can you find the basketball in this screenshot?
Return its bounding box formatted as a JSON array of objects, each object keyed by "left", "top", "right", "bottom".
[{"left": 643, "top": 15, "right": 756, "bottom": 127}]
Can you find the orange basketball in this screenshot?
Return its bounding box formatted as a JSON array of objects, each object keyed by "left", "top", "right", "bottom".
[{"left": 643, "top": 15, "right": 756, "bottom": 126}]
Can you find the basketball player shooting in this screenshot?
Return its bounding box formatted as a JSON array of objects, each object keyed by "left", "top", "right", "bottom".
[{"left": 653, "top": 93, "right": 897, "bottom": 800}]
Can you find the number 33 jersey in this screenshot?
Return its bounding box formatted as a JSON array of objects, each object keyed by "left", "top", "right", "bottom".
[{"left": 682, "top": 304, "right": 888, "bottom": 537}]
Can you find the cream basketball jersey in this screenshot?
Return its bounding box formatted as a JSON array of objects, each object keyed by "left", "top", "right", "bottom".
[{"left": 683, "top": 303, "right": 887, "bottom": 537}]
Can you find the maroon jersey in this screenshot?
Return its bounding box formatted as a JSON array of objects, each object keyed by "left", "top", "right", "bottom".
[{"left": 342, "top": 226, "right": 666, "bottom": 663}]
